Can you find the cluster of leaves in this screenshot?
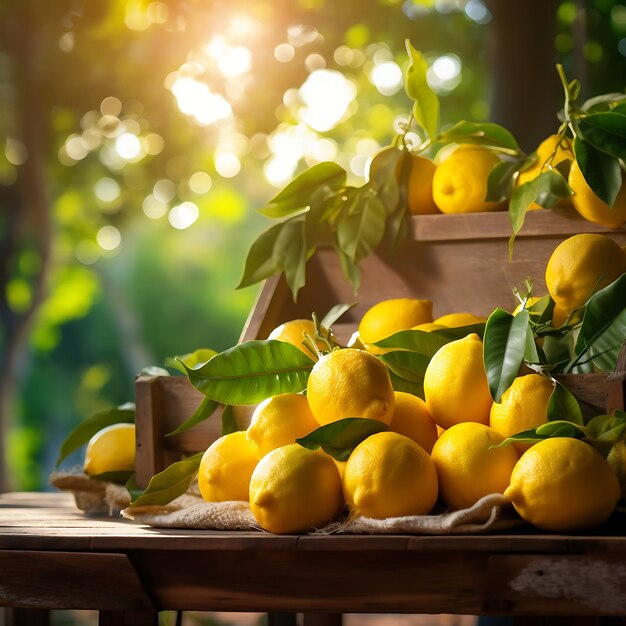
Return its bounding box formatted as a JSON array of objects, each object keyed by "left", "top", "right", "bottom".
[{"left": 238, "top": 41, "right": 626, "bottom": 300}]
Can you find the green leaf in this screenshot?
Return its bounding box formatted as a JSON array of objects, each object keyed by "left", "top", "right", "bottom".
[
  {"left": 586, "top": 413, "right": 626, "bottom": 444},
  {"left": 140, "top": 366, "right": 170, "bottom": 377},
  {"left": 484, "top": 308, "right": 529, "bottom": 402},
  {"left": 574, "top": 137, "right": 622, "bottom": 207},
  {"left": 367, "top": 147, "right": 403, "bottom": 213},
  {"left": 404, "top": 41, "right": 439, "bottom": 138},
  {"left": 535, "top": 419, "right": 586, "bottom": 438},
  {"left": 89, "top": 470, "right": 135, "bottom": 485},
  {"left": 237, "top": 221, "right": 284, "bottom": 289},
  {"left": 129, "top": 452, "right": 204, "bottom": 507},
  {"left": 321, "top": 303, "right": 356, "bottom": 329},
  {"left": 336, "top": 187, "right": 386, "bottom": 264},
  {"left": 258, "top": 162, "right": 346, "bottom": 218},
  {"left": 166, "top": 397, "right": 219, "bottom": 437},
  {"left": 486, "top": 159, "right": 521, "bottom": 203},
  {"left": 165, "top": 348, "right": 217, "bottom": 374},
  {"left": 56, "top": 403, "right": 135, "bottom": 467},
  {"left": 577, "top": 112, "right": 626, "bottom": 161},
  {"left": 507, "top": 171, "right": 571, "bottom": 257},
  {"left": 441, "top": 121, "right": 520, "bottom": 152},
  {"left": 374, "top": 328, "right": 448, "bottom": 358},
  {"left": 431, "top": 323, "right": 486, "bottom": 341},
  {"left": 278, "top": 217, "right": 308, "bottom": 300},
  {"left": 184, "top": 340, "right": 314, "bottom": 405},
  {"left": 221, "top": 404, "right": 239, "bottom": 436},
  {"left": 547, "top": 380, "right": 584, "bottom": 425},
  {"left": 335, "top": 243, "right": 361, "bottom": 294},
  {"left": 378, "top": 350, "right": 430, "bottom": 398},
  {"left": 296, "top": 418, "right": 389, "bottom": 462},
  {"left": 581, "top": 93, "right": 626, "bottom": 112},
  {"left": 574, "top": 274, "right": 626, "bottom": 372},
  {"left": 524, "top": 324, "right": 540, "bottom": 364}
]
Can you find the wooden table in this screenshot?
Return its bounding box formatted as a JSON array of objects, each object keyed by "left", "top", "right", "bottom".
[{"left": 2, "top": 492, "right": 626, "bottom": 626}]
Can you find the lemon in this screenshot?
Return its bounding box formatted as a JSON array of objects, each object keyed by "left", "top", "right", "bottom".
[
  {"left": 431, "top": 422, "right": 518, "bottom": 510},
  {"left": 343, "top": 431, "right": 438, "bottom": 518},
  {"left": 607, "top": 438, "right": 626, "bottom": 501},
  {"left": 84, "top": 423, "right": 136, "bottom": 477},
  {"left": 433, "top": 312, "right": 487, "bottom": 327},
  {"left": 569, "top": 158, "right": 626, "bottom": 228},
  {"left": 516, "top": 134, "right": 573, "bottom": 210},
  {"left": 423, "top": 333, "right": 493, "bottom": 429},
  {"left": 432, "top": 146, "right": 503, "bottom": 214},
  {"left": 198, "top": 431, "right": 259, "bottom": 502},
  {"left": 406, "top": 154, "right": 439, "bottom": 215},
  {"left": 505, "top": 437, "right": 620, "bottom": 531},
  {"left": 249, "top": 444, "right": 344, "bottom": 534},
  {"left": 358, "top": 298, "right": 433, "bottom": 350},
  {"left": 246, "top": 393, "right": 319, "bottom": 459},
  {"left": 489, "top": 374, "right": 553, "bottom": 454},
  {"left": 389, "top": 391, "right": 438, "bottom": 454},
  {"left": 306, "top": 348, "right": 395, "bottom": 426},
  {"left": 545, "top": 233, "right": 626, "bottom": 313},
  {"left": 267, "top": 319, "right": 323, "bottom": 359}
]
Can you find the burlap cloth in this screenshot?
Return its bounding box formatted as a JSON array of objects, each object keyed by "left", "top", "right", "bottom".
[{"left": 51, "top": 470, "right": 522, "bottom": 534}]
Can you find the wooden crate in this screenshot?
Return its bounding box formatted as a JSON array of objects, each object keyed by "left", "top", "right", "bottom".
[{"left": 134, "top": 210, "right": 626, "bottom": 487}]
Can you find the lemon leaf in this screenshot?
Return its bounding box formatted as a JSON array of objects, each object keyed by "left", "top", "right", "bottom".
[
  {"left": 484, "top": 308, "right": 529, "bottom": 402},
  {"left": 335, "top": 244, "right": 361, "bottom": 294},
  {"left": 183, "top": 340, "right": 314, "bottom": 405},
  {"left": 574, "top": 137, "right": 622, "bottom": 207},
  {"left": 581, "top": 93, "right": 626, "bottom": 113},
  {"left": 89, "top": 470, "right": 134, "bottom": 485},
  {"left": 378, "top": 350, "right": 429, "bottom": 398},
  {"left": 56, "top": 403, "right": 135, "bottom": 468},
  {"left": 577, "top": 112, "right": 626, "bottom": 161},
  {"left": 547, "top": 380, "right": 584, "bottom": 425},
  {"left": 258, "top": 162, "right": 346, "bottom": 218},
  {"left": 221, "top": 404, "right": 239, "bottom": 436},
  {"left": 296, "top": 418, "right": 389, "bottom": 462},
  {"left": 165, "top": 397, "right": 219, "bottom": 437},
  {"left": 485, "top": 159, "right": 519, "bottom": 203},
  {"left": 404, "top": 41, "right": 439, "bottom": 139},
  {"left": 237, "top": 221, "right": 286, "bottom": 289},
  {"left": 374, "top": 329, "right": 448, "bottom": 357},
  {"left": 535, "top": 419, "right": 586, "bottom": 438},
  {"left": 128, "top": 452, "right": 204, "bottom": 507},
  {"left": 431, "top": 323, "right": 486, "bottom": 341},
  {"left": 320, "top": 303, "right": 356, "bottom": 329},
  {"left": 165, "top": 348, "right": 217, "bottom": 374},
  {"left": 586, "top": 413, "right": 626, "bottom": 444},
  {"left": 574, "top": 274, "right": 626, "bottom": 373},
  {"left": 441, "top": 121, "right": 520, "bottom": 152}
]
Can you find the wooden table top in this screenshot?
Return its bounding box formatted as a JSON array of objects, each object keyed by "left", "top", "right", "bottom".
[{"left": 2, "top": 491, "right": 626, "bottom": 617}]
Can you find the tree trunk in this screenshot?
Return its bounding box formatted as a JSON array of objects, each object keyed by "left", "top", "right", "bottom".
[
  {"left": 0, "top": 3, "right": 53, "bottom": 492},
  {"left": 486, "top": 0, "right": 561, "bottom": 153}
]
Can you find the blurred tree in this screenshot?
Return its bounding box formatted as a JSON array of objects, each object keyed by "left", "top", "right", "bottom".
[{"left": 0, "top": 0, "right": 623, "bottom": 489}]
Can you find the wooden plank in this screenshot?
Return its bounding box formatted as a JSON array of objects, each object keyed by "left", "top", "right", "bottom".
[
  {"left": 0, "top": 551, "right": 154, "bottom": 611},
  {"left": 484, "top": 554, "right": 626, "bottom": 616}
]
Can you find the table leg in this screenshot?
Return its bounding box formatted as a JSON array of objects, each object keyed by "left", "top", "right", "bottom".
[
  {"left": 3, "top": 609, "right": 50, "bottom": 626},
  {"left": 99, "top": 610, "right": 159, "bottom": 625},
  {"left": 301, "top": 614, "right": 343, "bottom": 626}
]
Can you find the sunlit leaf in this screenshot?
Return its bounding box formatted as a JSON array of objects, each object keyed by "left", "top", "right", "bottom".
[
  {"left": 404, "top": 40, "right": 439, "bottom": 138},
  {"left": 129, "top": 452, "right": 204, "bottom": 507},
  {"left": 486, "top": 159, "right": 521, "bottom": 203},
  {"left": 335, "top": 243, "right": 361, "bottom": 294},
  {"left": 166, "top": 397, "right": 219, "bottom": 437},
  {"left": 491, "top": 420, "right": 586, "bottom": 448},
  {"left": 258, "top": 162, "right": 346, "bottom": 217},
  {"left": 441, "top": 121, "right": 520, "bottom": 152},
  {"left": 140, "top": 366, "right": 170, "bottom": 377},
  {"left": 277, "top": 217, "right": 308, "bottom": 300},
  {"left": 367, "top": 146, "right": 403, "bottom": 214},
  {"left": 184, "top": 340, "right": 314, "bottom": 405},
  {"left": 321, "top": 303, "right": 356, "bottom": 329},
  {"left": 237, "top": 221, "right": 284, "bottom": 289},
  {"left": 582, "top": 93, "right": 626, "bottom": 112},
  {"left": 374, "top": 328, "right": 448, "bottom": 358},
  {"left": 586, "top": 412, "right": 626, "bottom": 444},
  {"left": 165, "top": 348, "right": 217, "bottom": 374},
  {"left": 574, "top": 137, "right": 622, "bottom": 207},
  {"left": 56, "top": 403, "right": 135, "bottom": 467},
  {"left": 547, "top": 380, "right": 584, "bottom": 425},
  {"left": 296, "top": 418, "right": 389, "bottom": 462},
  {"left": 483, "top": 308, "right": 529, "bottom": 402},
  {"left": 574, "top": 274, "right": 626, "bottom": 372}
]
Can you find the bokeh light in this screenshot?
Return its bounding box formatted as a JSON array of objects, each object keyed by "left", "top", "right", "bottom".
[
  {"left": 168, "top": 201, "right": 200, "bottom": 229},
  {"left": 96, "top": 225, "right": 122, "bottom": 251},
  {"left": 299, "top": 70, "right": 357, "bottom": 132}
]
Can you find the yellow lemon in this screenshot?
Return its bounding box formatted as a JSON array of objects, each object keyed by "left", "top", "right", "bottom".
[
  {"left": 423, "top": 333, "right": 493, "bottom": 429},
  {"left": 412, "top": 322, "right": 446, "bottom": 332},
  {"left": 516, "top": 134, "right": 573, "bottom": 210},
  {"left": 84, "top": 423, "right": 136, "bottom": 477},
  {"left": 431, "top": 422, "right": 519, "bottom": 510},
  {"left": 198, "top": 431, "right": 259, "bottom": 502},
  {"left": 607, "top": 438, "right": 626, "bottom": 501},
  {"left": 489, "top": 374, "right": 553, "bottom": 454},
  {"left": 545, "top": 233, "right": 626, "bottom": 313},
  {"left": 505, "top": 437, "right": 620, "bottom": 531},
  {"left": 432, "top": 146, "right": 503, "bottom": 214},
  {"left": 249, "top": 444, "right": 343, "bottom": 534},
  {"left": 358, "top": 298, "right": 433, "bottom": 351},
  {"left": 406, "top": 154, "right": 439, "bottom": 215},
  {"left": 306, "top": 348, "right": 395, "bottom": 425},
  {"left": 389, "top": 391, "right": 438, "bottom": 454},
  {"left": 246, "top": 393, "right": 319, "bottom": 459},
  {"left": 433, "top": 312, "right": 487, "bottom": 327},
  {"left": 569, "top": 158, "right": 626, "bottom": 228},
  {"left": 552, "top": 305, "right": 569, "bottom": 327},
  {"left": 267, "top": 319, "right": 323, "bottom": 359},
  {"left": 343, "top": 431, "right": 438, "bottom": 518}
]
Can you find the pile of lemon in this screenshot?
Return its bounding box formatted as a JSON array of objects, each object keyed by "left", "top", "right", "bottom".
[{"left": 402, "top": 135, "right": 626, "bottom": 229}]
